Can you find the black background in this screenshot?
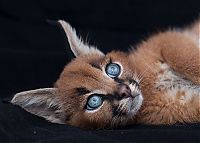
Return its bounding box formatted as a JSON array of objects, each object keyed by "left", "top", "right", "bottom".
[{"left": 0, "top": 0, "right": 199, "bottom": 143}]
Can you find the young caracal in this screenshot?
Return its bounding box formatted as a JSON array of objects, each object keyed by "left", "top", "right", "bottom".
[{"left": 12, "top": 19, "right": 200, "bottom": 129}]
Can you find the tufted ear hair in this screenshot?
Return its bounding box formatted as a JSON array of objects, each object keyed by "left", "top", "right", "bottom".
[
  {"left": 11, "top": 88, "right": 65, "bottom": 124},
  {"left": 58, "top": 20, "right": 104, "bottom": 57}
]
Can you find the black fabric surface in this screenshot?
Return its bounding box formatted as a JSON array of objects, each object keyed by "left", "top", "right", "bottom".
[{"left": 0, "top": 0, "right": 200, "bottom": 142}]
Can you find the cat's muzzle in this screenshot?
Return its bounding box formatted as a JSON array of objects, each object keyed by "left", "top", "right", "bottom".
[
  {"left": 118, "top": 83, "right": 140, "bottom": 99},
  {"left": 115, "top": 81, "right": 143, "bottom": 117}
]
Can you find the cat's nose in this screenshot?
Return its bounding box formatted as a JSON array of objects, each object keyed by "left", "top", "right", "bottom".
[{"left": 118, "top": 84, "right": 132, "bottom": 98}]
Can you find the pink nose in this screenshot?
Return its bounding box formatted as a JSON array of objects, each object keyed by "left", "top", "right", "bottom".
[{"left": 118, "top": 84, "right": 132, "bottom": 98}]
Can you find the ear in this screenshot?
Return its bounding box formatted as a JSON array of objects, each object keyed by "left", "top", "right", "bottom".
[
  {"left": 58, "top": 20, "right": 104, "bottom": 57},
  {"left": 11, "top": 88, "right": 65, "bottom": 124}
]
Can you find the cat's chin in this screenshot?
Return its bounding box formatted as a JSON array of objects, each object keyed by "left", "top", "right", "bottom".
[
  {"left": 110, "top": 95, "right": 143, "bottom": 127},
  {"left": 128, "top": 94, "right": 143, "bottom": 118},
  {"left": 117, "top": 94, "right": 143, "bottom": 117}
]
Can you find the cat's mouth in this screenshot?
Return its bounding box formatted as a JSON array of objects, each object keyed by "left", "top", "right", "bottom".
[
  {"left": 113, "top": 81, "right": 143, "bottom": 118},
  {"left": 117, "top": 93, "right": 143, "bottom": 118},
  {"left": 110, "top": 82, "right": 143, "bottom": 127}
]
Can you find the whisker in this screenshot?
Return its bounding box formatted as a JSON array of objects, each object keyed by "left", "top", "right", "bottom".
[
  {"left": 136, "top": 62, "right": 161, "bottom": 86},
  {"left": 116, "top": 104, "right": 123, "bottom": 112}
]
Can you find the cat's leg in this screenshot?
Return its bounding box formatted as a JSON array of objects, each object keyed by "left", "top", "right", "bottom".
[{"left": 161, "top": 31, "right": 200, "bottom": 85}]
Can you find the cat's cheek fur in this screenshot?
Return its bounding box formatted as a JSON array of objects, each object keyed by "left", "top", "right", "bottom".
[{"left": 68, "top": 101, "right": 113, "bottom": 129}]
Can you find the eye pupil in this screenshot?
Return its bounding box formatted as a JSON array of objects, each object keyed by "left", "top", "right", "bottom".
[{"left": 106, "top": 63, "right": 121, "bottom": 78}]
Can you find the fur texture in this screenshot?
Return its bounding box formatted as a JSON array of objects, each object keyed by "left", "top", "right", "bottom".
[{"left": 11, "top": 19, "right": 200, "bottom": 129}]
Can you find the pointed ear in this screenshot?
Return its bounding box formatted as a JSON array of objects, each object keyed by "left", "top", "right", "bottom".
[
  {"left": 58, "top": 20, "right": 104, "bottom": 57},
  {"left": 11, "top": 88, "right": 65, "bottom": 124}
]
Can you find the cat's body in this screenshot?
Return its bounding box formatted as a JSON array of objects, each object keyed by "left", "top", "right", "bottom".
[
  {"left": 11, "top": 19, "right": 200, "bottom": 129},
  {"left": 128, "top": 30, "right": 200, "bottom": 125}
]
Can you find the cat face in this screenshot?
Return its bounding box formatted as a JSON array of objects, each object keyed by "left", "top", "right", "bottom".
[
  {"left": 56, "top": 51, "right": 143, "bottom": 129},
  {"left": 11, "top": 21, "right": 143, "bottom": 129}
]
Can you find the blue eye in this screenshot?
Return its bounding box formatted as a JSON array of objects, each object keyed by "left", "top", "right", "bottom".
[
  {"left": 106, "top": 63, "right": 121, "bottom": 78},
  {"left": 87, "top": 95, "right": 103, "bottom": 110}
]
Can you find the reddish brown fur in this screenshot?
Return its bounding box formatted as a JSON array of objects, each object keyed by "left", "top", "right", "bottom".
[
  {"left": 53, "top": 20, "right": 199, "bottom": 128},
  {"left": 128, "top": 22, "right": 200, "bottom": 125},
  {"left": 12, "top": 19, "right": 200, "bottom": 129}
]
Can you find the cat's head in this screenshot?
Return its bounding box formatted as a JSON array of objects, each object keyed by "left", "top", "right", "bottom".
[{"left": 11, "top": 20, "right": 143, "bottom": 129}]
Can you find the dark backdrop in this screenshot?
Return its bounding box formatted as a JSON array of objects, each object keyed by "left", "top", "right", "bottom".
[{"left": 0, "top": 0, "right": 199, "bottom": 143}]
